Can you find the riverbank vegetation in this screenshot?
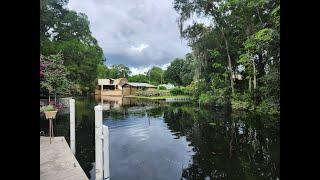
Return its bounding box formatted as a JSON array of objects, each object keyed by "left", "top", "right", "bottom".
[
  {"left": 41, "top": 0, "right": 279, "bottom": 115},
  {"left": 170, "top": 0, "right": 280, "bottom": 115}
]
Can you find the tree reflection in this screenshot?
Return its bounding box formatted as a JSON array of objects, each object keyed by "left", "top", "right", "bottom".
[{"left": 163, "top": 105, "right": 279, "bottom": 180}]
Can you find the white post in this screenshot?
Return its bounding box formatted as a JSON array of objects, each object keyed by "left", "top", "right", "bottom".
[
  {"left": 69, "top": 99, "right": 76, "bottom": 155},
  {"left": 95, "top": 105, "right": 104, "bottom": 180},
  {"left": 103, "top": 125, "right": 110, "bottom": 179}
]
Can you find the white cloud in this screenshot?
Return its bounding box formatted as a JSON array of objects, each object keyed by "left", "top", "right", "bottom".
[
  {"left": 129, "top": 43, "right": 149, "bottom": 53},
  {"left": 161, "top": 63, "right": 170, "bottom": 70},
  {"left": 130, "top": 63, "right": 169, "bottom": 75},
  {"left": 130, "top": 66, "right": 151, "bottom": 75},
  {"left": 67, "top": 0, "right": 191, "bottom": 69}
]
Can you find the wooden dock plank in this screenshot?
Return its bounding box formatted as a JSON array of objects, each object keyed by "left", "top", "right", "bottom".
[{"left": 40, "top": 137, "right": 88, "bottom": 180}]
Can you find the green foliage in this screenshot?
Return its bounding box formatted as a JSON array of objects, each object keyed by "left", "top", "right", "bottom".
[
  {"left": 40, "top": 0, "right": 105, "bottom": 92},
  {"left": 199, "top": 93, "right": 214, "bottom": 105},
  {"left": 40, "top": 105, "right": 56, "bottom": 112},
  {"left": 187, "top": 79, "right": 207, "bottom": 100},
  {"left": 164, "top": 58, "right": 184, "bottom": 85},
  {"left": 147, "top": 66, "right": 164, "bottom": 85},
  {"left": 231, "top": 93, "right": 252, "bottom": 110},
  {"left": 255, "top": 99, "right": 279, "bottom": 115},
  {"left": 158, "top": 86, "right": 167, "bottom": 90},
  {"left": 70, "top": 83, "right": 82, "bottom": 96},
  {"left": 170, "top": 87, "right": 184, "bottom": 95},
  {"left": 164, "top": 55, "right": 195, "bottom": 86},
  {"left": 128, "top": 74, "right": 149, "bottom": 83},
  {"left": 97, "top": 64, "right": 109, "bottom": 78},
  {"left": 169, "top": 87, "right": 191, "bottom": 96},
  {"left": 173, "top": 0, "right": 280, "bottom": 113},
  {"left": 109, "top": 64, "right": 131, "bottom": 79},
  {"left": 40, "top": 54, "right": 71, "bottom": 97}
]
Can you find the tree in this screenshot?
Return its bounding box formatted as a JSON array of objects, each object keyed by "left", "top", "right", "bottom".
[
  {"left": 40, "top": 0, "right": 105, "bottom": 93},
  {"left": 128, "top": 74, "right": 149, "bottom": 83},
  {"left": 109, "top": 64, "right": 131, "bottom": 79},
  {"left": 147, "top": 66, "right": 164, "bottom": 85},
  {"left": 180, "top": 53, "right": 195, "bottom": 86},
  {"left": 97, "top": 64, "right": 110, "bottom": 78},
  {"left": 164, "top": 58, "right": 184, "bottom": 86},
  {"left": 40, "top": 54, "right": 71, "bottom": 104},
  {"left": 173, "top": 0, "right": 280, "bottom": 112}
]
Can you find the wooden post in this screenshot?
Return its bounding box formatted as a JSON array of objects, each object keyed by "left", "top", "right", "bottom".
[
  {"left": 49, "top": 118, "right": 52, "bottom": 144},
  {"left": 103, "top": 125, "right": 110, "bottom": 180},
  {"left": 69, "top": 99, "right": 76, "bottom": 155},
  {"left": 95, "top": 105, "right": 104, "bottom": 180}
]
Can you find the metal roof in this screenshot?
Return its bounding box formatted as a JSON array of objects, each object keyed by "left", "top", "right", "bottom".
[{"left": 123, "top": 82, "right": 157, "bottom": 88}]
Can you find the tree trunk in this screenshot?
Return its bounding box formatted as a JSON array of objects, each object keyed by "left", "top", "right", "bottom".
[
  {"left": 48, "top": 94, "right": 50, "bottom": 104},
  {"left": 256, "top": 8, "right": 264, "bottom": 27},
  {"left": 225, "top": 73, "right": 227, "bottom": 84},
  {"left": 223, "top": 36, "right": 235, "bottom": 95},
  {"left": 249, "top": 76, "right": 252, "bottom": 92},
  {"left": 214, "top": 16, "right": 234, "bottom": 94},
  {"left": 253, "top": 61, "right": 257, "bottom": 89},
  {"left": 54, "top": 93, "right": 57, "bottom": 105}
]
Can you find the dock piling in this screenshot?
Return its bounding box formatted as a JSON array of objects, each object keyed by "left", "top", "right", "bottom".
[
  {"left": 95, "top": 105, "right": 104, "bottom": 180},
  {"left": 70, "top": 99, "right": 76, "bottom": 155},
  {"left": 103, "top": 125, "right": 110, "bottom": 179}
]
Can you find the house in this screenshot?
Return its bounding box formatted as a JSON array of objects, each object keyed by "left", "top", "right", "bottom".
[
  {"left": 95, "top": 78, "right": 128, "bottom": 96},
  {"left": 122, "top": 82, "right": 157, "bottom": 96},
  {"left": 95, "top": 78, "right": 156, "bottom": 96}
]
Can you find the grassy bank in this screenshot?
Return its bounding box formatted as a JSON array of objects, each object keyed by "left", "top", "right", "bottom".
[{"left": 125, "top": 95, "right": 190, "bottom": 100}]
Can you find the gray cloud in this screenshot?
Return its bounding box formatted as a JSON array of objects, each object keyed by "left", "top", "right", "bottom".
[{"left": 67, "top": 0, "right": 191, "bottom": 73}]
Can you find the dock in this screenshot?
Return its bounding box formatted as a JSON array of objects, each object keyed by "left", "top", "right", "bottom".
[{"left": 40, "top": 136, "right": 88, "bottom": 180}]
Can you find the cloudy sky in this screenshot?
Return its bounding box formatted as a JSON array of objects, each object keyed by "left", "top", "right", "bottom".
[{"left": 67, "top": 0, "right": 192, "bottom": 75}]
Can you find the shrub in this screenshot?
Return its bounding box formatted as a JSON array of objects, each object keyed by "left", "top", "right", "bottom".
[
  {"left": 170, "top": 87, "right": 184, "bottom": 95},
  {"left": 199, "top": 93, "right": 214, "bottom": 105},
  {"left": 180, "top": 86, "right": 191, "bottom": 95},
  {"left": 40, "top": 105, "right": 56, "bottom": 112},
  {"left": 158, "top": 86, "right": 167, "bottom": 90},
  {"left": 256, "top": 99, "right": 279, "bottom": 115}
]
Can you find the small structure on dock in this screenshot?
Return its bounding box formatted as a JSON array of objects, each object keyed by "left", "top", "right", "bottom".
[{"left": 95, "top": 78, "right": 156, "bottom": 97}]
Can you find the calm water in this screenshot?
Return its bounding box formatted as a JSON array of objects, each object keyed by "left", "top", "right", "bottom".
[{"left": 40, "top": 97, "right": 280, "bottom": 180}]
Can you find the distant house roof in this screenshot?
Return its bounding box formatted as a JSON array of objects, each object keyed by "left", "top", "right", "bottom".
[
  {"left": 98, "top": 78, "right": 128, "bottom": 86},
  {"left": 123, "top": 82, "right": 157, "bottom": 88}
]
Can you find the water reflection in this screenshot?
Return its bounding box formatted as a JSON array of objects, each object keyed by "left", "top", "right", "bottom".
[
  {"left": 164, "top": 106, "right": 280, "bottom": 179},
  {"left": 40, "top": 96, "right": 279, "bottom": 180}
]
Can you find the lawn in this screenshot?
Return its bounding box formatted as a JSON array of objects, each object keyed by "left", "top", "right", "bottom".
[{"left": 125, "top": 95, "right": 190, "bottom": 100}]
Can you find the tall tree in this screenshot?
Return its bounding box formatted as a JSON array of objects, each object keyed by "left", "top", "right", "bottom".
[
  {"left": 40, "top": 0, "right": 105, "bottom": 93},
  {"left": 147, "top": 66, "right": 164, "bottom": 85},
  {"left": 128, "top": 74, "right": 149, "bottom": 83},
  {"left": 40, "top": 54, "right": 71, "bottom": 103},
  {"left": 109, "top": 64, "right": 131, "bottom": 79},
  {"left": 164, "top": 58, "right": 184, "bottom": 86},
  {"left": 173, "top": 0, "right": 280, "bottom": 111}
]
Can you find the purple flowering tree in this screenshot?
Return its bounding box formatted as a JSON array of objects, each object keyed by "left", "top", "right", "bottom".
[{"left": 40, "top": 54, "right": 71, "bottom": 105}]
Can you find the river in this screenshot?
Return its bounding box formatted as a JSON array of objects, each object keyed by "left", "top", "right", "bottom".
[{"left": 40, "top": 96, "right": 279, "bottom": 180}]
